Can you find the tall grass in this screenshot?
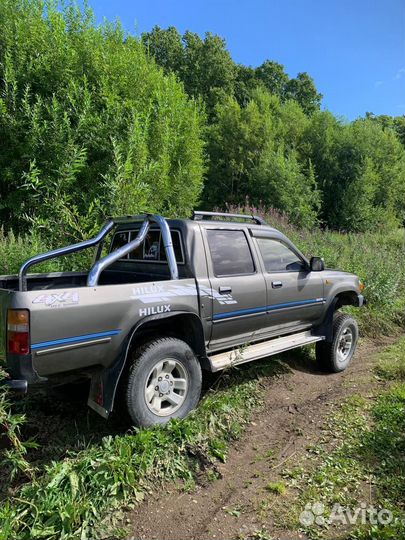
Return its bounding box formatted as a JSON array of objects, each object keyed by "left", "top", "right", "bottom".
[{"left": 0, "top": 228, "right": 95, "bottom": 275}]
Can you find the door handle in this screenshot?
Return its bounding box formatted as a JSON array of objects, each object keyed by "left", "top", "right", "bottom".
[
  {"left": 219, "top": 286, "right": 232, "bottom": 294},
  {"left": 272, "top": 281, "right": 283, "bottom": 289}
]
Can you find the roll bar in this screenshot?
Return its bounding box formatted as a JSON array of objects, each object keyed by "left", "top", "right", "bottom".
[
  {"left": 18, "top": 214, "right": 178, "bottom": 291},
  {"left": 87, "top": 214, "right": 179, "bottom": 286}
]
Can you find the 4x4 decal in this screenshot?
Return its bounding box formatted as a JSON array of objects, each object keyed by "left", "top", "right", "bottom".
[{"left": 32, "top": 291, "right": 80, "bottom": 307}]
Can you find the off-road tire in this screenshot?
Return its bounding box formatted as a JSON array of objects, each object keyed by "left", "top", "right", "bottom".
[
  {"left": 315, "top": 312, "right": 358, "bottom": 373},
  {"left": 122, "top": 337, "right": 202, "bottom": 427}
]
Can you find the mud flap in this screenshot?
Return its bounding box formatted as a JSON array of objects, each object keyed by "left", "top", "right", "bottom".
[
  {"left": 313, "top": 299, "right": 337, "bottom": 343},
  {"left": 87, "top": 345, "right": 128, "bottom": 419}
]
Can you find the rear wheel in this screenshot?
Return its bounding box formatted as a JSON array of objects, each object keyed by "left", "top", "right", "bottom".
[
  {"left": 316, "top": 312, "right": 358, "bottom": 372},
  {"left": 122, "top": 337, "right": 202, "bottom": 427}
]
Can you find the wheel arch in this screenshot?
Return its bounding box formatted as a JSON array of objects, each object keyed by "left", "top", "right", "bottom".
[
  {"left": 315, "top": 289, "right": 360, "bottom": 342},
  {"left": 334, "top": 290, "right": 360, "bottom": 309},
  {"left": 126, "top": 311, "right": 208, "bottom": 365},
  {"left": 87, "top": 311, "right": 208, "bottom": 419}
]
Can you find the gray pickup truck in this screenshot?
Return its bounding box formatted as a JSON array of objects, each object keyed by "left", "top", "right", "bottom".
[{"left": 0, "top": 211, "right": 365, "bottom": 427}]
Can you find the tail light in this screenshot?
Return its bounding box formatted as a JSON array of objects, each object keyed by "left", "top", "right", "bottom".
[{"left": 7, "top": 309, "right": 30, "bottom": 355}]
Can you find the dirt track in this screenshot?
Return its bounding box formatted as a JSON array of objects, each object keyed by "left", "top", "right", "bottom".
[{"left": 125, "top": 337, "right": 395, "bottom": 540}]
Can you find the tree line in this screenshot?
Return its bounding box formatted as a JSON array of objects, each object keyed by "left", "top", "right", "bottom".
[
  {"left": 142, "top": 26, "right": 405, "bottom": 231},
  {"left": 0, "top": 1, "right": 404, "bottom": 245}
]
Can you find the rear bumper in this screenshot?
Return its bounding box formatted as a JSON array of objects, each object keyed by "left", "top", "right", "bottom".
[{"left": 1, "top": 353, "right": 46, "bottom": 393}]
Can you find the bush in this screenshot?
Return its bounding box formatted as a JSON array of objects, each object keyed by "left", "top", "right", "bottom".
[{"left": 0, "top": 0, "right": 205, "bottom": 244}]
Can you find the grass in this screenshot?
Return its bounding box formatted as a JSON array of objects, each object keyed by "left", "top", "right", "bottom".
[
  {"left": 375, "top": 339, "right": 405, "bottom": 380},
  {"left": 264, "top": 482, "right": 287, "bottom": 496},
  {"left": 0, "top": 360, "right": 286, "bottom": 539},
  {"left": 274, "top": 337, "right": 405, "bottom": 539}
]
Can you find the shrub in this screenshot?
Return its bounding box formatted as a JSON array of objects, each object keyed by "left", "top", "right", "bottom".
[{"left": 0, "top": 0, "right": 205, "bottom": 244}]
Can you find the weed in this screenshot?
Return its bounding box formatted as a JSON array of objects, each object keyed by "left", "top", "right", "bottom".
[
  {"left": 264, "top": 481, "right": 287, "bottom": 495},
  {"left": 0, "top": 359, "right": 283, "bottom": 539},
  {"left": 375, "top": 338, "right": 405, "bottom": 381},
  {"left": 224, "top": 505, "right": 242, "bottom": 517},
  {"left": 273, "top": 340, "right": 405, "bottom": 539}
]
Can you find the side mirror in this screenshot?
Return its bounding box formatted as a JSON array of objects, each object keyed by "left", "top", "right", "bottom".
[{"left": 310, "top": 256, "right": 325, "bottom": 272}]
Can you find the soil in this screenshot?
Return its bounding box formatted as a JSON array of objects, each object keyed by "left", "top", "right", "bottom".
[{"left": 125, "top": 336, "right": 396, "bottom": 540}]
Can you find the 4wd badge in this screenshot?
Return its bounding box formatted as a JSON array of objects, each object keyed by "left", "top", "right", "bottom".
[{"left": 32, "top": 291, "right": 80, "bottom": 307}]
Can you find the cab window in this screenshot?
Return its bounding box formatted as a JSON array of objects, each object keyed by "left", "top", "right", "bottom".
[
  {"left": 110, "top": 229, "right": 184, "bottom": 263},
  {"left": 206, "top": 229, "right": 255, "bottom": 276},
  {"left": 256, "top": 237, "right": 305, "bottom": 272}
]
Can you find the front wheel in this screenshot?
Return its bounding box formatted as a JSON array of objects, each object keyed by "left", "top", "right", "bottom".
[
  {"left": 122, "top": 337, "right": 202, "bottom": 427},
  {"left": 315, "top": 312, "right": 359, "bottom": 373}
]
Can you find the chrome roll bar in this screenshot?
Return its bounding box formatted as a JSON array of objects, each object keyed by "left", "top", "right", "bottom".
[
  {"left": 18, "top": 220, "right": 115, "bottom": 291},
  {"left": 87, "top": 214, "right": 179, "bottom": 287},
  {"left": 18, "top": 214, "right": 179, "bottom": 291}
]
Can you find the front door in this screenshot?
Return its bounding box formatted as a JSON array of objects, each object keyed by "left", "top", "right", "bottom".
[
  {"left": 253, "top": 235, "right": 325, "bottom": 331},
  {"left": 203, "top": 227, "right": 267, "bottom": 350}
]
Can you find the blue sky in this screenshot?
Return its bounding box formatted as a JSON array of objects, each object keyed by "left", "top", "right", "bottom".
[{"left": 88, "top": 0, "right": 404, "bottom": 120}]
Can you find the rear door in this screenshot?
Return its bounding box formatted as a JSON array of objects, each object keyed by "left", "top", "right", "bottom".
[
  {"left": 202, "top": 227, "right": 267, "bottom": 350},
  {"left": 253, "top": 233, "right": 325, "bottom": 331}
]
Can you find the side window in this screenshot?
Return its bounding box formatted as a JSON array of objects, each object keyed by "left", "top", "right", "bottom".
[
  {"left": 256, "top": 238, "right": 305, "bottom": 272},
  {"left": 159, "top": 232, "right": 183, "bottom": 262},
  {"left": 206, "top": 230, "right": 255, "bottom": 276}
]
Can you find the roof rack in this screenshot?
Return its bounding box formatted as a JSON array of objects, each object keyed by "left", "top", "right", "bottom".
[{"left": 192, "top": 210, "right": 266, "bottom": 225}]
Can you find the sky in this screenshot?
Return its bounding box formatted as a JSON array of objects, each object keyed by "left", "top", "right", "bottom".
[{"left": 87, "top": 0, "right": 405, "bottom": 120}]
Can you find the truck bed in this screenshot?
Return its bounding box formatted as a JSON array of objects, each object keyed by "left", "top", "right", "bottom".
[{"left": 0, "top": 266, "right": 181, "bottom": 292}]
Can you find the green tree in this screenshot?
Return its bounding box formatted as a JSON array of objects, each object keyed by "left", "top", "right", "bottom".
[
  {"left": 366, "top": 112, "right": 405, "bottom": 149},
  {"left": 141, "top": 25, "right": 184, "bottom": 75},
  {"left": 204, "top": 90, "right": 320, "bottom": 227},
  {"left": 0, "top": 1, "right": 205, "bottom": 241},
  {"left": 143, "top": 27, "right": 236, "bottom": 114},
  {"left": 304, "top": 112, "right": 405, "bottom": 230},
  {"left": 286, "top": 72, "right": 323, "bottom": 115},
  {"left": 255, "top": 60, "right": 289, "bottom": 98},
  {"left": 234, "top": 65, "right": 258, "bottom": 106}
]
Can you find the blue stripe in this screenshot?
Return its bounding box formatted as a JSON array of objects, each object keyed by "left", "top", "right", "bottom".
[
  {"left": 32, "top": 329, "right": 122, "bottom": 350},
  {"left": 213, "top": 298, "right": 325, "bottom": 321}
]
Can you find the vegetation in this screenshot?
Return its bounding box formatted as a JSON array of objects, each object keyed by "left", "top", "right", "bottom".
[
  {"left": 143, "top": 26, "right": 405, "bottom": 231},
  {"left": 0, "top": 2, "right": 403, "bottom": 539},
  {"left": 0, "top": 0, "right": 204, "bottom": 244},
  {"left": 0, "top": 1, "right": 404, "bottom": 239},
  {"left": 0, "top": 358, "right": 283, "bottom": 539},
  {"left": 275, "top": 338, "right": 405, "bottom": 539}
]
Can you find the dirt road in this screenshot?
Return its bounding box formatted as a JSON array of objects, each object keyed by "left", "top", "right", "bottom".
[{"left": 126, "top": 337, "right": 395, "bottom": 540}]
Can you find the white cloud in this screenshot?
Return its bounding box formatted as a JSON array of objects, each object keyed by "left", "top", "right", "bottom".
[
  {"left": 394, "top": 68, "right": 405, "bottom": 80},
  {"left": 374, "top": 80, "right": 383, "bottom": 87}
]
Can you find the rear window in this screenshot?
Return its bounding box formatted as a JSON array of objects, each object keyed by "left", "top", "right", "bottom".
[
  {"left": 206, "top": 229, "right": 255, "bottom": 276},
  {"left": 110, "top": 229, "right": 184, "bottom": 264}
]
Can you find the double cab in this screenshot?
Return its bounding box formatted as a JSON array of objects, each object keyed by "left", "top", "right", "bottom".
[{"left": 0, "top": 211, "right": 365, "bottom": 427}]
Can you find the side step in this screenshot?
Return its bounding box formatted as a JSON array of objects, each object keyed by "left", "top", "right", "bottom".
[{"left": 208, "top": 331, "right": 324, "bottom": 372}]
